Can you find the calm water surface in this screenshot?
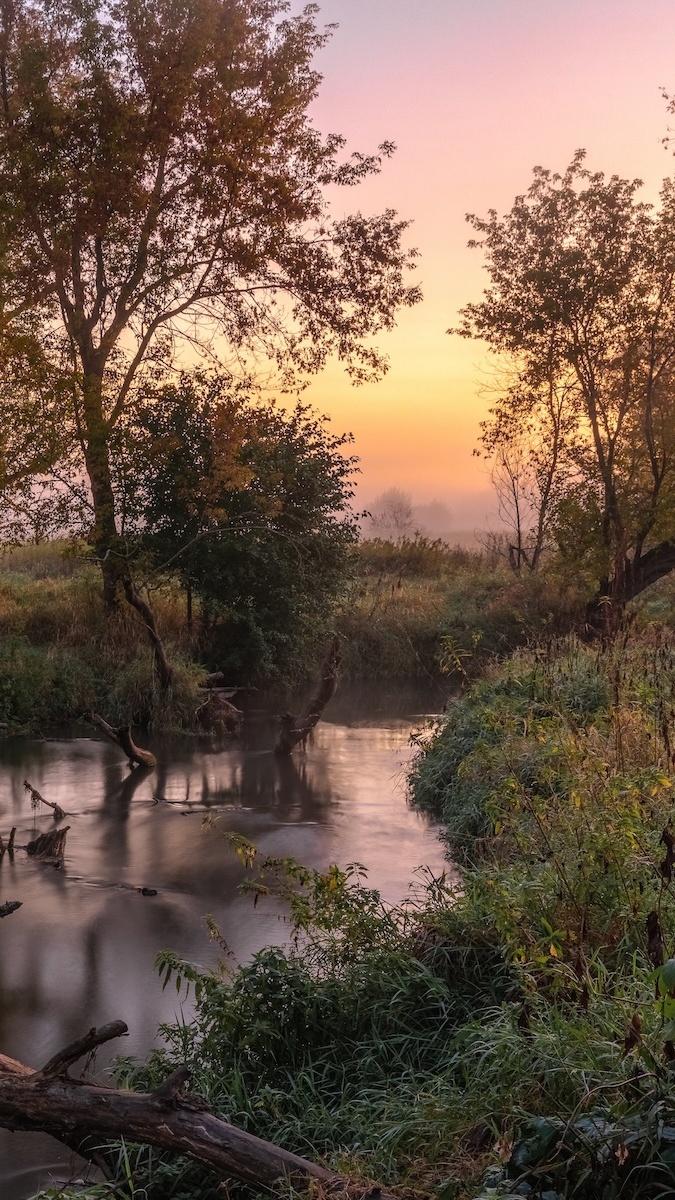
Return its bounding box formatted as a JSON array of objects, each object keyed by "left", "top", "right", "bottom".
[{"left": 0, "top": 682, "right": 450, "bottom": 1199}]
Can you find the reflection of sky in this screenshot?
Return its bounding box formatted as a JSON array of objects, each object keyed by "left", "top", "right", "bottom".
[
  {"left": 0, "top": 697, "right": 450, "bottom": 1198},
  {"left": 281, "top": 0, "right": 675, "bottom": 513}
]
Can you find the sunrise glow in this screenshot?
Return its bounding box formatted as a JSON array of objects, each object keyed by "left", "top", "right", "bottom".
[{"left": 300, "top": 0, "right": 675, "bottom": 527}]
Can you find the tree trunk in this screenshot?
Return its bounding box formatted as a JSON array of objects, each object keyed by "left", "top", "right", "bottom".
[
  {"left": 91, "top": 714, "right": 157, "bottom": 768},
  {"left": 80, "top": 368, "right": 120, "bottom": 609},
  {"left": 0, "top": 1022, "right": 395, "bottom": 1198},
  {"left": 275, "top": 636, "right": 341, "bottom": 755},
  {"left": 122, "top": 577, "right": 173, "bottom": 691},
  {"left": 587, "top": 540, "right": 675, "bottom": 630}
]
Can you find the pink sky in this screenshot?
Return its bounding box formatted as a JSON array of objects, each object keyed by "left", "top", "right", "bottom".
[{"left": 292, "top": 0, "right": 675, "bottom": 526}]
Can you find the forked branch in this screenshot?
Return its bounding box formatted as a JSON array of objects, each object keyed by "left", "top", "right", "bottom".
[{"left": 0, "top": 1020, "right": 395, "bottom": 1196}]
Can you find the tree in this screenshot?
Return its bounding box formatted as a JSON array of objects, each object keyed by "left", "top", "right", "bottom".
[
  {"left": 457, "top": 152, "right": 675, "bottom": 614},
  {"left": 0, "top": 0, "right": 419, "bottom": 604},
  {"left": 479, "top": 365, "right": 578, "bottom": 572},
  {"left": 123, "top": 374, "right": 359, "bottom": 683},
  {"left": 367, "top": 487, "right": 415, "bottom": 540}
]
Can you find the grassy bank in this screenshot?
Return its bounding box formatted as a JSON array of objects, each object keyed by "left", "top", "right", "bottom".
[
  {"left": 0, "top": 544, "right": 202, "bottom": 731},
  {"left": 33, "top": 624, "right": 675, "bottom": 1200},
  {"left": 0, "top": 537, "right": 582, "bottom": 731},
  {"left": 338, "top": 538, "right": 583, "bottom": 680}
]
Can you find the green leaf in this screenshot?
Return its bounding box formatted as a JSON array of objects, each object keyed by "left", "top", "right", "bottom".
[{"left": 662, "top": 959, "right": 675, "bottom": 991}]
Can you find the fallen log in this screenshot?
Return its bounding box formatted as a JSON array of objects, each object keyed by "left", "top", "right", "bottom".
[
  {"left": 26, "top": 827, "right": 69, "bottom": 861},
  {"left": 91, "top": 714, "right": 157, "bottom": 769},
  {"left": 275, "top": 636, "right": 341, "bottom": 755},
  {"left": 0, "top": 901, "right": 21, "bottom": 918},
  {"left": 23, "top": 780, "right": 66, "bottom": 820},
  {"left": 0, "top": 1022, "right": 391, "bottom": 1197}
]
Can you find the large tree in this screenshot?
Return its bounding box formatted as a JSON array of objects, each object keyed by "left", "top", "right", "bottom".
[
  {"left": 0, "top": 0, "right": 419, "bottom": 602},
  {"left": 120, "top": 373, "right": 359, "bottom": 682},
  {"left": 458, "top": 152, "right": 675, "bottom": 614}
]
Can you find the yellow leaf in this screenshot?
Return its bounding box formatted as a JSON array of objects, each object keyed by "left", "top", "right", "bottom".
[
  {"left": 571, "top": 790, "right": 581, "bottom": 808},
  {"left": 549, "top": 944, "right": 560, "bottom": 957}
]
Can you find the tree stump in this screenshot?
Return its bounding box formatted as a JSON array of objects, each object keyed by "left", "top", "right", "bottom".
[{"left": 26, "top": 827, "right": 69, "bottom": 861}]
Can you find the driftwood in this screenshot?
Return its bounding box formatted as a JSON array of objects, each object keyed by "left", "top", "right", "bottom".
[
  {"left": 0, "top": 829, "right": 17, "bottom": 855},
  {"left": 23, "top": 780, "right": 66, "bottom": 820},
  {"left": 91, "top": 713, "right": 157, "bottom": 768},
  {"left": 0, "top": 901, "right": 21, "bottom": 918},
  {"left": 200, "top": 672, "right": 239, "bottom": 694},
  {"left": 275, "top": 636, "right": 341, "bottom": 755},
  {"left": 26, "top": 827, "right": 69, "bottom": 861},
  {"left": 0, "top": 1021, "right": 392, "bottom": 1197},
  {"left": 196, "top": 691, "right": 243, "bottom": 734}
]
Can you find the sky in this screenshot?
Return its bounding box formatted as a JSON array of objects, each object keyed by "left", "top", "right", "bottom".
[{"left": 291, "top": 0, "right": 675, "bottom": 528}]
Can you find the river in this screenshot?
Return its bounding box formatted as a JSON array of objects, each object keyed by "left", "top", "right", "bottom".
[{"left": 0, "top": 681, "right": 450, "bottom": 1199}]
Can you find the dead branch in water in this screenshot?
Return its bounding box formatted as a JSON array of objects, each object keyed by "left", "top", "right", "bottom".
[
  {"left": 26, "top": 827, "right": 69, "bottom": 861},
  {"left": 23, "top": 780, "right": 66, "bottom": 820},
  {"left": 0, "top": 1020, "right": 395, "bottom": 1197},
  {"left": 196, "top": 691, "right": 243, "bottom": 734},
  {"left": 91, "top": 714, "right": 157, "bottom": 768},
  {"left": 275, "top": 636, "right": 341, "bottom": 755}
]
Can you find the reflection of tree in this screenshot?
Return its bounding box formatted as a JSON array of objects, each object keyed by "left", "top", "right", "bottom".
[{"left": 192, "top": 747, "right": 331, "bottom": 823}]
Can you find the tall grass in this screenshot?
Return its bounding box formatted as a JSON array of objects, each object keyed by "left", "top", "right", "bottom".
[
  {"left": 0, "top": 549, "right": 202, "bottom": 730},
  {"left": 339, "top": 540, "right": 585, "bottom": 681}
]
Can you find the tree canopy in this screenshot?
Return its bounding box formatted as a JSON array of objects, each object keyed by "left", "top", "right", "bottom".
[
  {"left": 122, "top": 374, "right": 359, "bottom": 681},
  {"left": 458, "top": 152, "right": 675, "bottom": 609},
  {"left": 0, "top": 0, "right": 419, "bottom": 600}
]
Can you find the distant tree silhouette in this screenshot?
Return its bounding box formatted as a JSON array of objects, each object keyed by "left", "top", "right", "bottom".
[{"left": 368, "top": 488, "right": 415, "bottom": 540}]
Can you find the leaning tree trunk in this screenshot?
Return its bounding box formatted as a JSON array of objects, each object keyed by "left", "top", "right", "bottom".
[
  {"left": 122, "top": 577, "right": 174, "bottom": 692},
  {"left": 0, "top": 1022, "right": 396, "bottom": 1199},
  {"left": 275, "top": 636, "right": 341, "bottom": 755},
  {"left": 586, "top": 540, "right": 675, "bottom": 633},
  {"left": 91, "top": 714, "right": 157, "bottom": 768}
]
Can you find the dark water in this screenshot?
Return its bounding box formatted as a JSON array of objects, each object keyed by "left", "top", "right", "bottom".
[{"left": 0, "top": 682, "right": 450, "bottom": 1199}]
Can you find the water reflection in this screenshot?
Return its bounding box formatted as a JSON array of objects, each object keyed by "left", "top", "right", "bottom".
[{"left": 0, "top": 681, "right": 450, "bottom": 1198}]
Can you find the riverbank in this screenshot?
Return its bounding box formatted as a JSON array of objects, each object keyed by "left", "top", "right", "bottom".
[
  {"left": 0, "top": 538, "right": 584, "bottom": 733},
  {"left": 25, "top": 623, "right": 675, "bottom": 1200}
]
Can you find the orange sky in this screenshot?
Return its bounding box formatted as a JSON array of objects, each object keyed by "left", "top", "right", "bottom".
[{"left": 293, "top": 0, "right": 675, "bottom": 524}]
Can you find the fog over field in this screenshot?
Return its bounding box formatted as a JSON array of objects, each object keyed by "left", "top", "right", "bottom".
[{"left": 359, "top": 485, "right": 498, "bottom": 546}]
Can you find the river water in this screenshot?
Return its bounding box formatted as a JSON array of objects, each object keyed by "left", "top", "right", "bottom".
[{"left": 0, "top": 682, "right": 450, "bottom": 1199}]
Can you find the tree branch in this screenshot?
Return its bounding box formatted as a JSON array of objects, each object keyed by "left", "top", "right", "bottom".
[{"left": 0, "top": 1024, "right": 402, "bottom": 1197}]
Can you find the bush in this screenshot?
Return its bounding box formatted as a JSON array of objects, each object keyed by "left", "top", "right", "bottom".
[{"left": 0, "top": 638, "right": 98, "bottom": 729}]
